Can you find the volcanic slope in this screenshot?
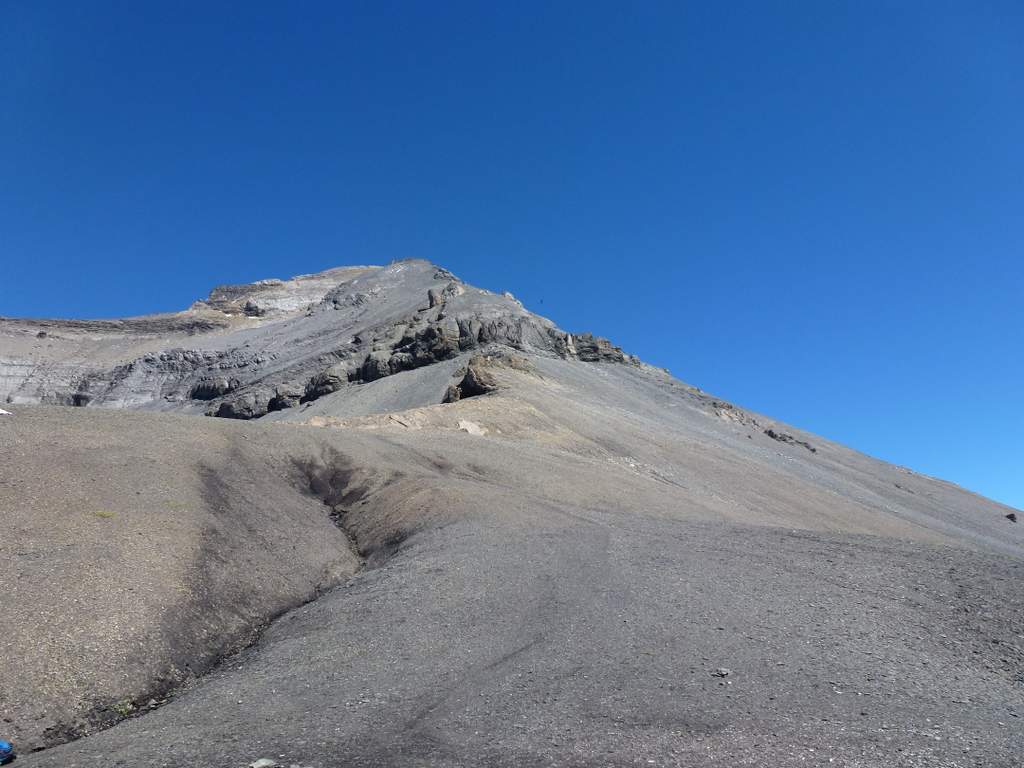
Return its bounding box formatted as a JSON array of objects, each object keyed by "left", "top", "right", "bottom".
[{"left": 2, "top": 261, "right": 1022, "bottom": 767}]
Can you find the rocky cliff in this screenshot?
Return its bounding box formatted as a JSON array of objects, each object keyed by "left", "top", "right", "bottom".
[{"left": 0, "top": 260, "right": 636, "bottom": 420}]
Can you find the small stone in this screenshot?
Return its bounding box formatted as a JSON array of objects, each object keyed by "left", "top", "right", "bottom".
[
  {"left": 1006, "top": 513, "right": 1017, "bottom": 523},
  {"left": 458, "top": 420, "right": 487, "bottom": 436},
  {"left": 711, "top": 667, "right": 731, "bottom": 678},
  {"left": 249, "top": 760, "right": 278, "bottom": 768}
]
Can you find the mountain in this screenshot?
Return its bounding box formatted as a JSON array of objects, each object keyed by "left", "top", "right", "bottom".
[
  {"left": 2, "top": 261, "right": 1021, "bottom": 767},
  {"left": 0, "top": 260, "right": 632, "bottom": 417}
]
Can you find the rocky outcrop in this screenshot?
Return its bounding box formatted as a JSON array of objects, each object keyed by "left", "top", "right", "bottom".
[
  {"left": 443, "top": 357, "right": 499, "bottom": 403},
  {"left": 189, "top": 377, "right": 239, "bottom": 400},
  {"left": 196, "top": 266, "right": 373, "bottom": 317},
  {"left": 1, "top": 260, "right": 644, "bottom": 419},
  {"left": 764, "top": 427, "right": 817, "bottom": 453},
  {"left": 442, "top": 353, "right": 535, "bottom": 403},
  {"left": 427, "top": 281, "right": 465, "bottom": 308},
  {"left": 267, "top": 382, "right": 305, "bottom": 412},
  {"left": 303, "top": 364, "right": 354, "bottom": 402},
  {"left": 214, "top": 391, "right": 271, "bottom": 419},
  {"left": 567, "top": 332, "right": 638, "bottom": 364}
]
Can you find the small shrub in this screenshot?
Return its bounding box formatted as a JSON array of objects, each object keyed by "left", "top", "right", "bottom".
[{"left": 113, "top": 699, "right": 135, "bottom": 717}]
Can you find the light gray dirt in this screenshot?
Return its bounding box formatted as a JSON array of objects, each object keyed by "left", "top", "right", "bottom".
[{"left": 2, "top": 262, "right": 1021, "bottom": 767}]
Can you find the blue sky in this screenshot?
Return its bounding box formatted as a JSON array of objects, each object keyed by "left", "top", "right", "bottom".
[{"left": 2, "top": 2, "right": 1022, "bottom": 510}]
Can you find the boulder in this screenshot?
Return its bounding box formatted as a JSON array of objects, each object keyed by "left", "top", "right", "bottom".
[
  {"left": 427, "top": 281, "right": 465, "bottom": 308},
  {"left": 304, "top": 363, "right": 355, "bottom": 401},
  {"left": 213, "top": 391, "right": 270, "bottom": 420},
  {"left": 360, "top": 351, "right": 392, "bottom": 382},
  {"left": 268, "top": 383, "right": 305, "bottom": 412},
  {"left": 443, "top": 356, "right": 503, "bottom": 403},
  {"left": 189, "top": 377, "right": 238, "bottom": 401}
]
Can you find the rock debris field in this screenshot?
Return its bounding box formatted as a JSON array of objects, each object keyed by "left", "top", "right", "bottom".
[{"left": 1, "top": 260, "right": 1022, "bottom": 767}]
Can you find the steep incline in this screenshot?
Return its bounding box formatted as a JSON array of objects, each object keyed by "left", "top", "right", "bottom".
[
  {"left": 1, "top": 260, "right": 633, "bottom": 418},
  {"left": 2, "top": 261, "right": 1022, "bottom": 766},
  {"left": 1, "top": 409, "right": 363, "bottom": 750}
]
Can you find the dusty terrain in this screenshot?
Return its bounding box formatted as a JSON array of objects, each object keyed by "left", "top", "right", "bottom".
[{"left": 1, "top": 261, "right": 1021, "bottom": 767}]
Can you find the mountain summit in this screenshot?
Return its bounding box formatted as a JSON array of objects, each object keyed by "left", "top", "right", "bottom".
[
  {"left": 2, "top": 262, "right": 1022, "bottom": 766},
  {"left": 1, "top": 259, "right": 635, "bottom": 418}
]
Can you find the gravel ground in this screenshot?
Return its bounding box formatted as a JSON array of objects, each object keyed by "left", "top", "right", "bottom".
[{"left": 3, "top": 319, "right": 1022, "bottom": 766}]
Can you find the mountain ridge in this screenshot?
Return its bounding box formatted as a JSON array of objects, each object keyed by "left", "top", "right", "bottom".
[
  {"left": 2, "top": 261, "right": 1022, "bottom": 766},
  {"left": 0, "top": 260, "right": 640, "bottom": 419}
]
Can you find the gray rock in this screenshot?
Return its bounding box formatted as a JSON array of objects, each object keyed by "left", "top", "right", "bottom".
[
  {"left": 360, "top": 351, "right": 393, "bottom": 383},
  {"left": 8, "top": 260, "right": 1023, "bottom": 767},
  {"left": 267, "top": 382, "right": 305, "bottom": 412},
  {"left": 428, "top": 281, "right": 465, "bottom": 308},
  {"left": 0, "top": 260, "right": 644, "bottom": 417},
  {"left": 764, "top": 427, "right": 817, "bottom": 453},
  {"left": 457, "top": 357, "right": 499, "bottom": 398},
  {"left": 304, "top": 363, "right": 354, "bottom": 401},
  {"left": 443, "top": 383, "right": 462, "bottom": 403},
  {"left": 189, "top": 377, "right": 237, "bottom": 400},
  {"left": 213, "top": 391, "right": 270, "bottom": 420},
  {"left": 568, "top": 332, "right": 636, "bottom": 364}
]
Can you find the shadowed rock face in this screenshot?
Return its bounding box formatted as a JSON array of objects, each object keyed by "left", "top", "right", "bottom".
[{"left": 2, "top": 261, "right": 1022, "bottom": 767}]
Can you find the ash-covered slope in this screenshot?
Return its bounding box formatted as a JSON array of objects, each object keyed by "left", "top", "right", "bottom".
[{"left": 2, "top": 262, "right": 1022, "bottom": 767}]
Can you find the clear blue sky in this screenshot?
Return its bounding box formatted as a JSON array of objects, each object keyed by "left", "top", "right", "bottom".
[{"left": 2, "top": 2, "right": 1022, "bottom": 510}]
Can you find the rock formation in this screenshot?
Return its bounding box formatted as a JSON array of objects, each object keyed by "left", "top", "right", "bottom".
[
  {"left": 2, "top": 260, "right": 1022, "bottom": 767},
  {"left": 0, "top": 260, "right": 634, "bottom": 422}
]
